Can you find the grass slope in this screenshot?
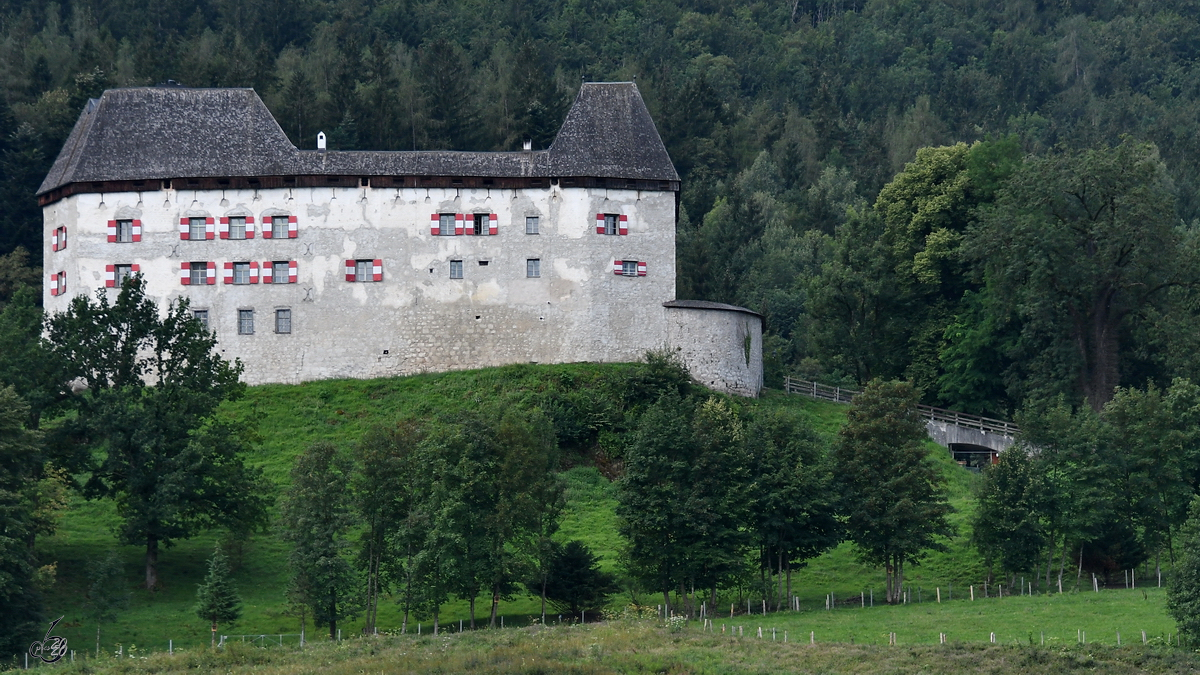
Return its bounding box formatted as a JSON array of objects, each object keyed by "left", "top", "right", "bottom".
[
  {"left": 26, "top": 617, "right": 1199, "bottom": 675},
  {"left": 27, "top": 364, "right": 1177, "bottom": 662}
]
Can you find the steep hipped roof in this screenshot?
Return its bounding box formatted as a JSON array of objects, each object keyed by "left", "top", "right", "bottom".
[{"left": 38, "top": 82, "right": 677, "bottom": 195}]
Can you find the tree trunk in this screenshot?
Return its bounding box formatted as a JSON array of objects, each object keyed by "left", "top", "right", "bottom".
[
  {"left": 663, "top": 589, "right": 671, "bottom": 616},
  {"left": 469, "top": 595, "right": 476, "bottom": 630},
  {"left": 1076, "top": 547, "right": 1083, "bottom": 590},
  {"left": 329, "top": 589, "right": 338, "bottom": 640},
  {"left": 433, "top": 604, "right": 439, "bottom": 636},
  {"left": 777, "top": 549, "right": 784, "bottom": 612},
  {"left": 145, "top": 534, "right": 159, "bottom": 590},
  {"left": 489, "top": 588, "right": 499, "bottom": 628},
  {"left": 541, "top": 576, "right": 547, "bottom": 625},
  {"left": 1078, "top": 300, "right": 1122, "bottom": 412},
  {"left": 1058, "top": 541, "right": 1068, "bottom": 590},
  {"left": 1046, "top": 535, "right": 1055, "bottom": 589}
]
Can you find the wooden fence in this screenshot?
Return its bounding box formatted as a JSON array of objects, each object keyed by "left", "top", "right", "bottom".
[{"left": 782, "top": 377, "right": 1019, "bottom": 437}]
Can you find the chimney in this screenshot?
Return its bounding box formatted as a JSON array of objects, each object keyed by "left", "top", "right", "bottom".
[
  {"left": 317, "top": 132, "right": 327, "bottom": 151},
  {"left": 523, "top": 139, "right": 532, "bottom": 151}
]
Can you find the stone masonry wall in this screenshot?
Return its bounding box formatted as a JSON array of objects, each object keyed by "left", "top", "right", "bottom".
[
  {"left": 665, "top": 306, "right": 763, "bottom": 397},
  {"left": 43, "top": 183, "right": 677, "bottom": 384}
]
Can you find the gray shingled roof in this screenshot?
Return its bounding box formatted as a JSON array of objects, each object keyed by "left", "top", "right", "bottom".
[
  {"left": 663, "top": 299, "right": 763, "bottom": 318},
  {"left": 39, "top": 82, "right": 677, "bottom": 195}
]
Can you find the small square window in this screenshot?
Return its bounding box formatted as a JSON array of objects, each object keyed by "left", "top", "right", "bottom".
[
  {"left": 355, "top": 260, "right": 372, "bottom": 282},
  {"left": 115, "top": 264, "right": 133, "bottom": 286},
  {"left": 439, "top": 213, "right": 456, "bottom": 236},
  {"left": 189, "top": 217, "right": 206, "bottom": 240},
  {"left": 272, "top": 216, "right": 289, "bottom": 239},
  {"left": 604, "top": 214, "right": 619, "bottom": 235},
  {"left": 233, "top": 262, "right": 251, "bottom": 284},
  {"left": 229, "top": 216, "right": 247, "bottom": 240},
  {"left": 116, "top": 219, "right": 133, "bottom": 243},
  {"left": 450, "top": 260, "right": 463, "bottom": 279},
  {"left": 275, "top": 309, "right": 292, "bottom": 334},
  {"left": 273, "top": 261, "right": 289, "bottom": 284},
  {"left": 526, "top": 216, "right": 539, "bottom": 235},
  {"left": 237, "top": 309, "right": 254, "bottom": 335},
  {"left": 527, "top": 259, "right": 540, "bottom": 278},
  {"left": 622, "top": 261, "right": 637, "bottom": 276},
  {"left": 190, "top": 262, "right": 207, "bottom": 285},
  {"left": 192, "top": 309, "right": 209, "bottom": 329}
]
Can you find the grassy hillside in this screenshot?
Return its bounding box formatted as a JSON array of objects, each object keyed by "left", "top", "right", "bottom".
[
  {"left": 27, "top": 364, "right": 1176, "bottom": 661},
  {"left": 27, "top": 610, "right": 1194, "bottom": 675}
]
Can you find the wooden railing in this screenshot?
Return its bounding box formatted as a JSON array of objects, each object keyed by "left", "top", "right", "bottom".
[{"left": 783, "top": 377, "right": 1019, "bottom": 437}]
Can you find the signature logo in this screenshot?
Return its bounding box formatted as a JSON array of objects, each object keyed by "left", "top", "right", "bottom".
[{"left": 28, "top": 616, "right": 68, "bottom": 664}]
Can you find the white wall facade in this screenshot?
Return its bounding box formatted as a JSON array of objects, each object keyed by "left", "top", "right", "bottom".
[{"left": 43, "top": 183, "right": 678, "bottom": 384}]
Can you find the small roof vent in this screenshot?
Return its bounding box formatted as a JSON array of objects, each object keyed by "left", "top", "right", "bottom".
[
  {"left": 317, "top": 131, "right": 327, "bottom": 151},
  {"left": 523, "top": 139, "right": 532, "bottom": 151}
]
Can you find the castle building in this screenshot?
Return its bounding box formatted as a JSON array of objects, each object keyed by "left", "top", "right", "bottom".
[{"left": 38, "top": 82, "right": 762, "bottom": 395}]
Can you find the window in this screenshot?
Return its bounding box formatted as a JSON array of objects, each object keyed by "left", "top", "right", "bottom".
[
  {"left": 189, "top": 218, "right": 207, "bottom": 240},
  {"left": 237, "top": 309, "right": 254, "bottom": 335},
  {"left": 192, "top": 309, "right": 209, "bottom": 329},
  {"left": 527, "top": 259, "right": 540, "bottom": 278},
  {"left": 116, "top": 219, "right": 133, "bottom": 243},
  {"left": 275, "top": 309, "right": 292, "bottom": 334},
  {"left": 272, "top": 261, "right": 290, "bottom": 284},
  {"left": 440, "top": 213, "right": 456, "bottom": 236},
  {"left": 596, "top": 213, "right": 628, "bottom": 235},
  {"left": 356, "top": 260, "right": 372, "bottom": 282},
  {"left": 115, "top": 264, "right": 133, "bottom": 286},
  {"left": 450, "top": 260, "right": 463, "bottom": 279},
  {"left": 526, "top": 216, "right": 539, "bottom": 235},
  {"left": 604, "top": 214, "right": 619, "bottom": 235},
  {"left": 52, "top": 226, "right": 67, "bottom": 251},
  {"left": 233, "top": 262, "right": 251, "bottom": 284},
  {"left": 470, "top": 213, "right": 493, "bottom": 235},
  {"left": 189, "top": 262, "right": 207, "bottom": 285},
  {"left": 229, "top": 216, "right": 247, "bottom": 240},
  {"left": 623, "top": 261, "right": 637, "bottom": 276},
  {"left": 272, "top": 216, "right": 289, "bottom": 239}
]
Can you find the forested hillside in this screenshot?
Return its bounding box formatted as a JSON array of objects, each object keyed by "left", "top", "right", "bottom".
[{"left": 6, "top": 0, "right": 1200, "bottom": 412}]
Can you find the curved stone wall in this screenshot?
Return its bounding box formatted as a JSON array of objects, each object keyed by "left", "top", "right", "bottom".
[{"left": 664, "top": 300, "right": 763, "bottom": 397}]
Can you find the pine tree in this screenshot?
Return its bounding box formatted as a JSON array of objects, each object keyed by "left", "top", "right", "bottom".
[{"left": 195, "top": 545, "right": 242, "bottom": 647}]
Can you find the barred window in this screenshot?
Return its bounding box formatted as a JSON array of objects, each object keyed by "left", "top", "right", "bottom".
[
  {"left": 237, "top": 309, "right": 254, "bottom": 335},
  {"left": 449, "top": 260, "right": 463, "bottom": 279},
  {"left": 275, "top": 309, "right": 291, "bottom": 334}
]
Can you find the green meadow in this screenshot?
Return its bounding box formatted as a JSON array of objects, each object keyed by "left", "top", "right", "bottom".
[{"left": 20, "top": 363, "right": 1185, "bottom": 671}]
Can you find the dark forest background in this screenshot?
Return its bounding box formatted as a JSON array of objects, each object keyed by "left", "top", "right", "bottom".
[{"left": 6, "top": 0, "right": 1200, "bottom": 414}]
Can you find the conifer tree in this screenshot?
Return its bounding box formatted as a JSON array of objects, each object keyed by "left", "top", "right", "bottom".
[{"left": 195, "top": 545, "right": 242, "bottom": 647}]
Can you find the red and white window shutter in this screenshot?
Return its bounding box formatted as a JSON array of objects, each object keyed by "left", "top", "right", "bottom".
[
  {"left": 619, "top": 214, "right": 629, "bottom": 235},
  {"left": 288, "top": 215, "right": 298, "bottom": 238},
  {"left": 489, "top": 213, "right": 498, "bottom": 235},
  {"left": 131, "top": 220, "right": 142, "bottom": 242},
  {"left": 180, "top": 262, "right": 191, "bottom": 285},
  {"left": 455, "top": 214, "right": 464, "bottom": 235},
  {"left": 105, "top": 264, "right": 116, "bottom": 287},
  {"left": 50, "top": 272, "right": 60, "bottom": 296},
  {"left": 261, "top": 261, "right": 273, "bottom": 284},
  {"left": 206, "top": 217, "right": 215, "bottom": 240},
  {"left": 249, "top": 261, "right": 259, "bottom": 284},
  {"left": 596, "top": 214, "right": 606, "bottom": 234},
  {"left": 430, "top": 213, "right": 440, "bottom": 236},
  {"left": 51, "top": 227, "right": 60, "bottom": 251},
  {"left": 637, "top": 261, "right": 647, "bottom": 276},
  {"left": 613, "top": 260, "right": 623, "bottom": 275},
  {"left": 345, "top": 260, "right": 356, "bottom": 281},
  {"left": 179, "top": 217, "right": 190, "bottom": 240},
  {"left": 218, "top": 217, "right": 230, "bottom": 239},
  {"left": 372, "top": 259, "right": 383, "bottom": 282},
  {"left": 107, "top": 220, "right": 117, "bottom": 242},
  {"left": 245, "top": 216, "right": 255, "bottom": 239},
  {"left": 289, "top": 260, "right": 298, "bottom": 283},
  {"left": 206, "top": 261, "right": 216, "bottom": 285},
  {"left": 223, "top": 262, "right": 234, "bottom": 284}
]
